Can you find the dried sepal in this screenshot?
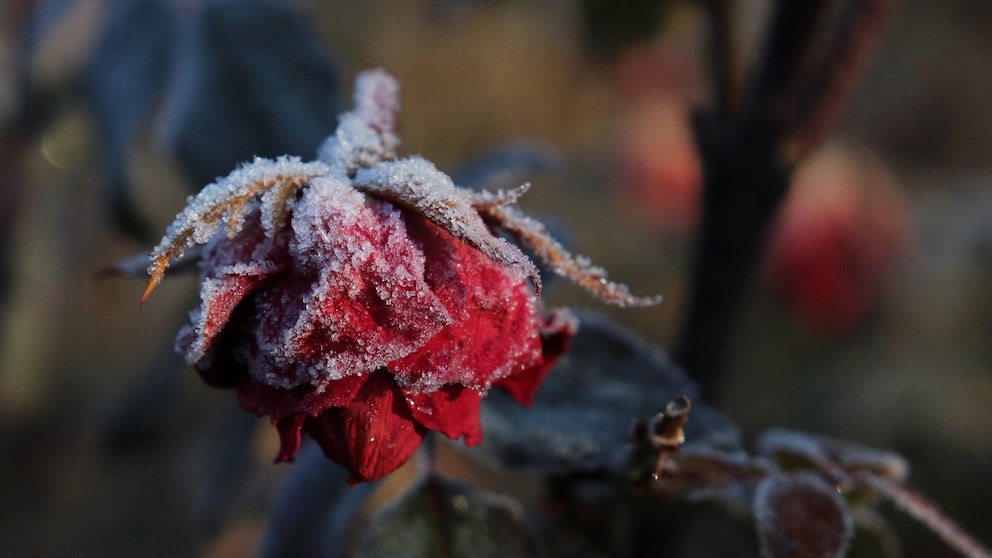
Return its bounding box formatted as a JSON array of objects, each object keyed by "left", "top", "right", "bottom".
[
  {"left": 480, "top": 203, "right": 662, "bottom": 307},
  {"left": 353, "top": 158, "right": 541, "bottom": 288},
  {"left": 143, "top": 156, "right": 329, "bottom": 304},
  {"left": 318, "top": 68, "right": 401, "bottom": 176}
]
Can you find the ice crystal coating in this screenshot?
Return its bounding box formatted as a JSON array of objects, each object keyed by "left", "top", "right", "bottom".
[{"left": 144, "top": 68, "right": 654, "bottom": 483}]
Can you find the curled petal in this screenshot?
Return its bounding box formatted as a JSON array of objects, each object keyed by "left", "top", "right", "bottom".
[
  {"left": 243, "top": 192, "right": 451, "bottom": 390},
  {"left": 178, "top": 216, "right": 289, "bottom": 363}
]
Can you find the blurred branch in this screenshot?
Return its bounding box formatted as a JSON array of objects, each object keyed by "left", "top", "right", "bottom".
[
  {"left": 700, "top": 0, "right": 735, "bottom": 117},
  {"left": 677, "top": 0, "right": 896, "bottom": 401},
  {"left": 783, "top": 0, "right": 899, "bottom": 160}
]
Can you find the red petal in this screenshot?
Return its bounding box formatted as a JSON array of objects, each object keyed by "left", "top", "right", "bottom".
[
  {"left": 238, "top": 373, "right": 368, "bottom": 417},
  {"left": 496, "top": 309, "right": 577, "bottom": 405},
  {"left": 388, "top": 215, "right": 544, "bottom": 391},
  {"left": 273, "top": 413, "right": 306, "bottom": 462},
  {"left": 404, "top": 385, "right": 484, "bottom": 446},
  {"left": 305, "top": 370, "right": 426, "bottom": 483}
]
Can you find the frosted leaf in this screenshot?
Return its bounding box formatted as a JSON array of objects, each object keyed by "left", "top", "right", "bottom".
[
  {"left": 754, "top": 472, "right": 854, "bottom": 558},
  {"left": 758, "top": 428, "right": 909, "bottom": 482},
  {"left": 317, "top": 68, "right": 401, "bottom": 176},
  {"left": 353, "top": 158, "right": 540, "bottom": 288},
  {"left": 143, "top": 156, "right": 329, "bottom": 303},
  {"left": 479, "top": 203, "right": 662, "bottom": 307}
]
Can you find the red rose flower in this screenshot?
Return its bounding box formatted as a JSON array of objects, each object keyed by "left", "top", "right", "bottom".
[{"left": 144, "top": 69, "right": 656, "bottom": 483}]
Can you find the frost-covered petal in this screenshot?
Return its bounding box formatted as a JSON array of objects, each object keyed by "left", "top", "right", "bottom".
[
  {"left": 353, "top": 158, "right": 539, "bottom": 287},
  {"left": 305, "top": 370, "right": 426, "bottom": 484},
  {"left": 242, "top": 183, "right": 451, "bottom": 390},
  {"left": 387, "top": 215, "right": 543, "bottom": 393}
]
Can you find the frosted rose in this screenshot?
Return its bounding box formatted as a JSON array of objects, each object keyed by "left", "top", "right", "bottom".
[
  {"left": 185, "top": 195, "right": 576, "bottom": 482},
  {"left": 143, "top": 69, "right": 656, "bottom": 483}
]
